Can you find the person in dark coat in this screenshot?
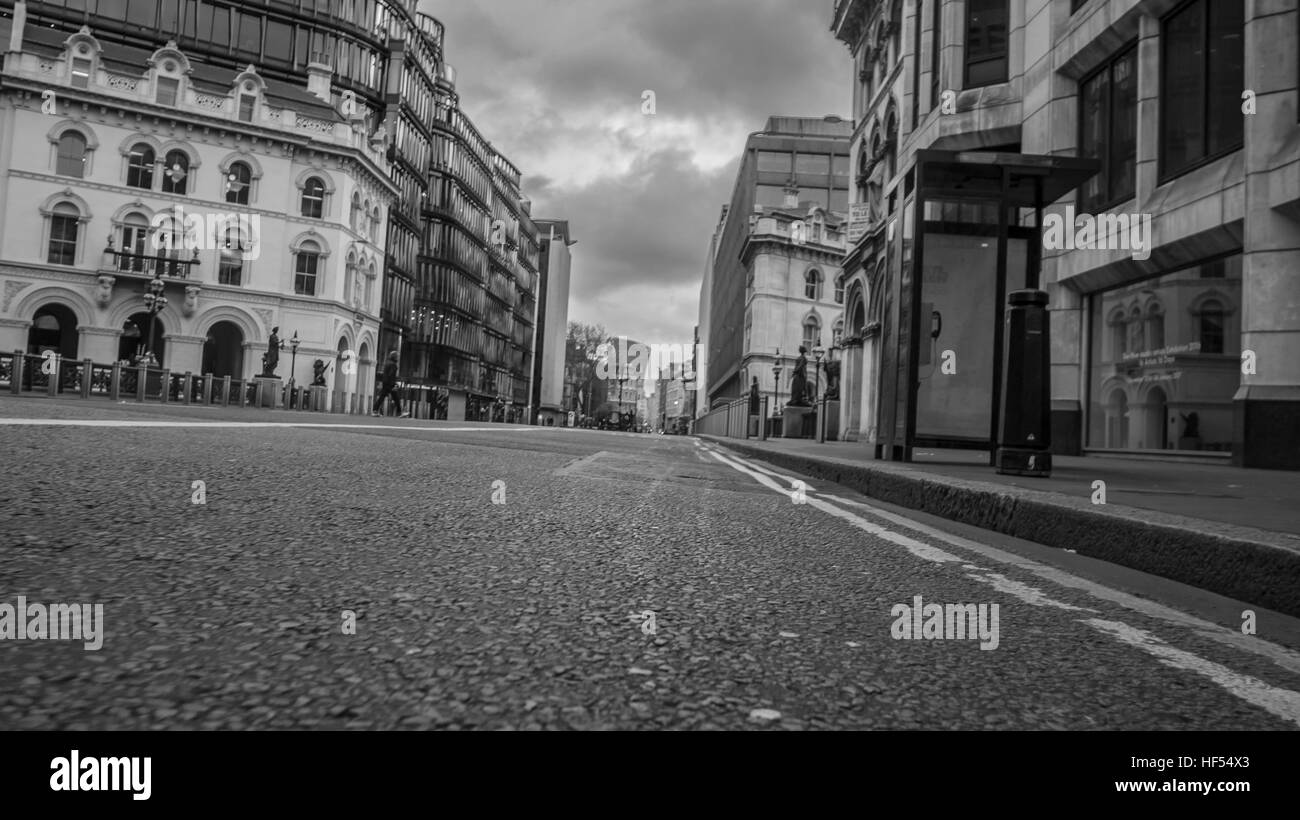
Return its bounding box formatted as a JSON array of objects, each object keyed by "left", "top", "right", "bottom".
[
  {"left": 748, "top": 377, "right": 761, "bottom": 415},
  {"left": 372, "top": 350, "right": 409, "bottom": 418}
]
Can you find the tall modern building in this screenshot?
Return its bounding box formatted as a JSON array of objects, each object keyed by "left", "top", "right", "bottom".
[
  {"left": 0, "top": 0, "right": 394, "bottom": 410},
  {"left": 830, "top": 0, "right": 1300, "bottom": 469},
  {"left": 694, "top": 203, "right": 725, "bottom": 417},
  {"left": 704, "top": 115, "right": 852, "bottom": 409},
  {"left": 530, "top": 218, "right": 574, "bottom": 425}
]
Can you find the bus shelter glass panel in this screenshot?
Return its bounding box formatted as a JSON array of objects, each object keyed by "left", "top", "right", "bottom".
[{"left": 915, "top": 231, "right": 1026, "bottom": 440}]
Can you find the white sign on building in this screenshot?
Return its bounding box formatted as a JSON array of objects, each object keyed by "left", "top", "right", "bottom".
[{"left": 847, "top": 202, "right": 871, "bottom": 245}]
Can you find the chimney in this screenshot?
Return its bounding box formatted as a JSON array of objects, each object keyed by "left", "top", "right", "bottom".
[
  {"left": 9, "top": 1, "right": 28, "bottom": 54},
  {"left": 782, "top": 184, "right": 800, "bottom": 209},
  {"left": 306, "top": 61, "right": 332, "bottom": 103}
]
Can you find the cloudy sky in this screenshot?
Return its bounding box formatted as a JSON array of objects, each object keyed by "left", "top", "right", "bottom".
[{"left": 420, "top": 0, "right": 852, "bottom": 346}]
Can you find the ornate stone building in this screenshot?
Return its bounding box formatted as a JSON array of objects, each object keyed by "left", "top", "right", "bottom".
[{"left": 0, "top": 2, "right": 394, "bottom": 411}]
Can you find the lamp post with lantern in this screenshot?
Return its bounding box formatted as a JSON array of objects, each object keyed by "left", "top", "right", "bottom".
[
  {"left": 771, "top": 348, "right": 783, "bottom": 414},
  {"left": 140, "top": 272, "right": 167, "bottom": 366},
  {"left": 288, "top": 330, "right": 300, "bottom": 405}
]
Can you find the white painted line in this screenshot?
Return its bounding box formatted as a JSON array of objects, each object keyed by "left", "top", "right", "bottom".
[
  {"left": 703, "top": 446, "right": 961, "bottom": 565},
  {"left": 709, "top": 444, "right": 1300, "bottom": 679},
  {"left": 817, "top": 492, "right": 1300, "bottom": 677},
  {"left": 0, "top": 419, "right": 547, "bottom": 432},
  {"left": 1085, "top": 619, "right": 1300, "bottom": 727},
  {"left": 966, "top": 571, "right": 1095, "bottom": 613},
  {"left": 717, "top": 454, "right": 1300, "bottom": 722}
]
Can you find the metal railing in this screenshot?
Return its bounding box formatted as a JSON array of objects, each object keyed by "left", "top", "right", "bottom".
[
  {"left": 2, "top": 350, "right": 385, "bottom": 416},
  {"left": 694, "top": 396, "right": 768, "bottom": 441}
]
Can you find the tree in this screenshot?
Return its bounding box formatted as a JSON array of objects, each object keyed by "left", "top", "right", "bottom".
[
  {"left": 567, "top": 322, "right": 609, "bottom": 413},
  {"left": 567, "top": 322, "right": 608, "bottom": 364}
]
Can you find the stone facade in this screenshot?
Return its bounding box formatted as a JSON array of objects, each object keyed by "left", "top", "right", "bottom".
[
  {"left": 0, "top": 11, "right": 393, "bottom": 412},
  {"left": 832, "top": 0, "right": 1300, "bottom": 468}
]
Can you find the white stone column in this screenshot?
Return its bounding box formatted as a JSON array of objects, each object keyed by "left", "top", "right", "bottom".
[{"left": 1235, "top": 2, "right": 1300, "bottom": 468}]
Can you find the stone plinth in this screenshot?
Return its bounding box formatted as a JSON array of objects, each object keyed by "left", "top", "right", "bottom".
[
  {"left": 255, "top": 376, "right": 282, "bottom": 409},
  {"left": 782, "top": 406, "right": 813, "bottom": 438}
]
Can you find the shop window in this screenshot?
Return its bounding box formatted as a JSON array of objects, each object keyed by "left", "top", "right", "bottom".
[{"left": 1087, "top": 257, "right": 1241, "bottom": 453}]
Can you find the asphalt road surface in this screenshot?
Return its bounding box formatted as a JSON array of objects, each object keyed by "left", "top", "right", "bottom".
[{"left": 3, "top": 397, "right": 1299, "bottom": 730}]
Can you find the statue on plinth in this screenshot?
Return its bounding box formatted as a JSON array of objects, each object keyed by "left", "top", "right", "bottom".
[
  {"left": 787, "top": 346, "right": 810, "bottom": 407},
  {"left": 261, "top": 327, "right": 283, "bottom": 377},
  {"left": 825, "top": 360, "right": 841, "bottom": 401}
]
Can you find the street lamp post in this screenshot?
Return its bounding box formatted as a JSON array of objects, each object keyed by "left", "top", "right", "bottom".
[
  {"left": 812, "top": 345, "right": 825, "bottom": 402},
  {"left": 772, "top": 355, "right": 783, "bottom": 415},
  {"left": 289, "top": 331, "right": 300, "bottom": 389},
  {"left": 141, "top": 272, "right": 167, "bottom": 366}
]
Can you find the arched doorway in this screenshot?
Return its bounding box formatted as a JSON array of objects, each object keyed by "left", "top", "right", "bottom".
[
  {"left": 357, "top": 341, "right": 370, "bottom": 405},
  {"left": 27, "top": 304, "right": 79, "bottom": 358},
  {"left": 1107, "top": 390, "right": 1129, "bottom": 449},
  {"left": 336, "top": 337, "right": 350, "bottom": 385},
  {"left": 118, "top": 312, "right": 165, "bottom": 365},
  {"left": 202, "top": 321, "right": 244, "bottom": 378},
  {"left": 841, "top": 292, "right": 866, "bottom": 441},
  {"left": 1145, "top": 387, "right": 1168, "bottom": 450}
]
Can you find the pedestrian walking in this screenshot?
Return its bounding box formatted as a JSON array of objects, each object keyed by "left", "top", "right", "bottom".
[{"left": 372, "top": 350, "right": 409, "bottom": 418}]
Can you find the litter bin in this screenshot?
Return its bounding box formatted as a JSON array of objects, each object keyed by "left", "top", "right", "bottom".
[{"left": 996, "top": 289, "right": 1051, "bottom": 477}]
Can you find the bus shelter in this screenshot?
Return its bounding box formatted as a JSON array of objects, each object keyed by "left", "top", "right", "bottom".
[{"left": 875, "top": 149, "right": 1099, "bottom": 464}]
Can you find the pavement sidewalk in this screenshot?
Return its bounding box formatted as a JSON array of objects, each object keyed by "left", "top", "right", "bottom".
[{"left": 702, "top": 435, "right": 1300, "bottom": 618}]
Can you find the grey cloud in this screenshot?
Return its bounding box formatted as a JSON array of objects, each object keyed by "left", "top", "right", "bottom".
[{"left": 419, "top": 0, "right": 849, "bottom": 341}]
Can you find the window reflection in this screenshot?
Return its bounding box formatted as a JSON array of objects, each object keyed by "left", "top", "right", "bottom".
[{"left": 1088, "top": 256, "right": 1242, "bottom": 452}]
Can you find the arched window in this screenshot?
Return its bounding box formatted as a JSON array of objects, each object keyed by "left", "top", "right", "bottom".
[
  {"left": 47, "top": 203, "right": 80, "bottom": 265},
  {"left": 365, "top": 262, "right": 376, "bottom": 309},
  {"left": 833, "top": 319, "right": 844, "bottom": 345},
  {"left": 225, "top": 161, "right": 252, "bottom": 205},
  {"left": 1146, "top": 304, "right": 1165, "bottom": 351},
  {"left": 802, "top": 317, "right": 821, "bottom": 351},
  {"left": 804, "top": 269, "right": 822, "bottom": 300},
  {"left": 126, "top": 143, "right": 155, "bottom": 189},
  {"left": 295, "top": 241, "right": 322, "bottom": 296},
  {"left": 834, "top": 274, "right": 845, "bottom": 304},
  {"left": 301, "top": 177, "right": 326, "bottom": 218},
  {"left": 344, "top": 254, "right": 356, "bottom": 306},
  {"left": 1109, "top": 311, "right": 1127, "bottom": 360},
  {"left": 890, "top": 0, "right": 903, "bottom": 56},
  {"left": 350, "top": 193, "right": 362, "bottom": 233},
  {"left": 856, "top": 147, "right": 869, "bottom": 200},
  {"left": 370, "top": 206, "right": 381, "bottom": 242},
  {"left": 161, "top": 150, "right": 189, "bottom": 194},
  {"left": 56, "top": 131, "right": 88, "bottom": 177},
  {"left": 1199, "top": 300, "right": 1225, "bottom": 354},
  {"left": 118, "top": 213, "right": 150, "bottom": 273},
  {"left": 884, "top": 107, "right": 898, "bottom": 182},
  {"left": 1126, "top": 306, "right": 1143, "bottom": 353},
  {"left": 151, "top": 214, "right": 186, "bottom": 277},
  {"left": 218, "top": 223, "right": 251, "bottom": 286}
]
